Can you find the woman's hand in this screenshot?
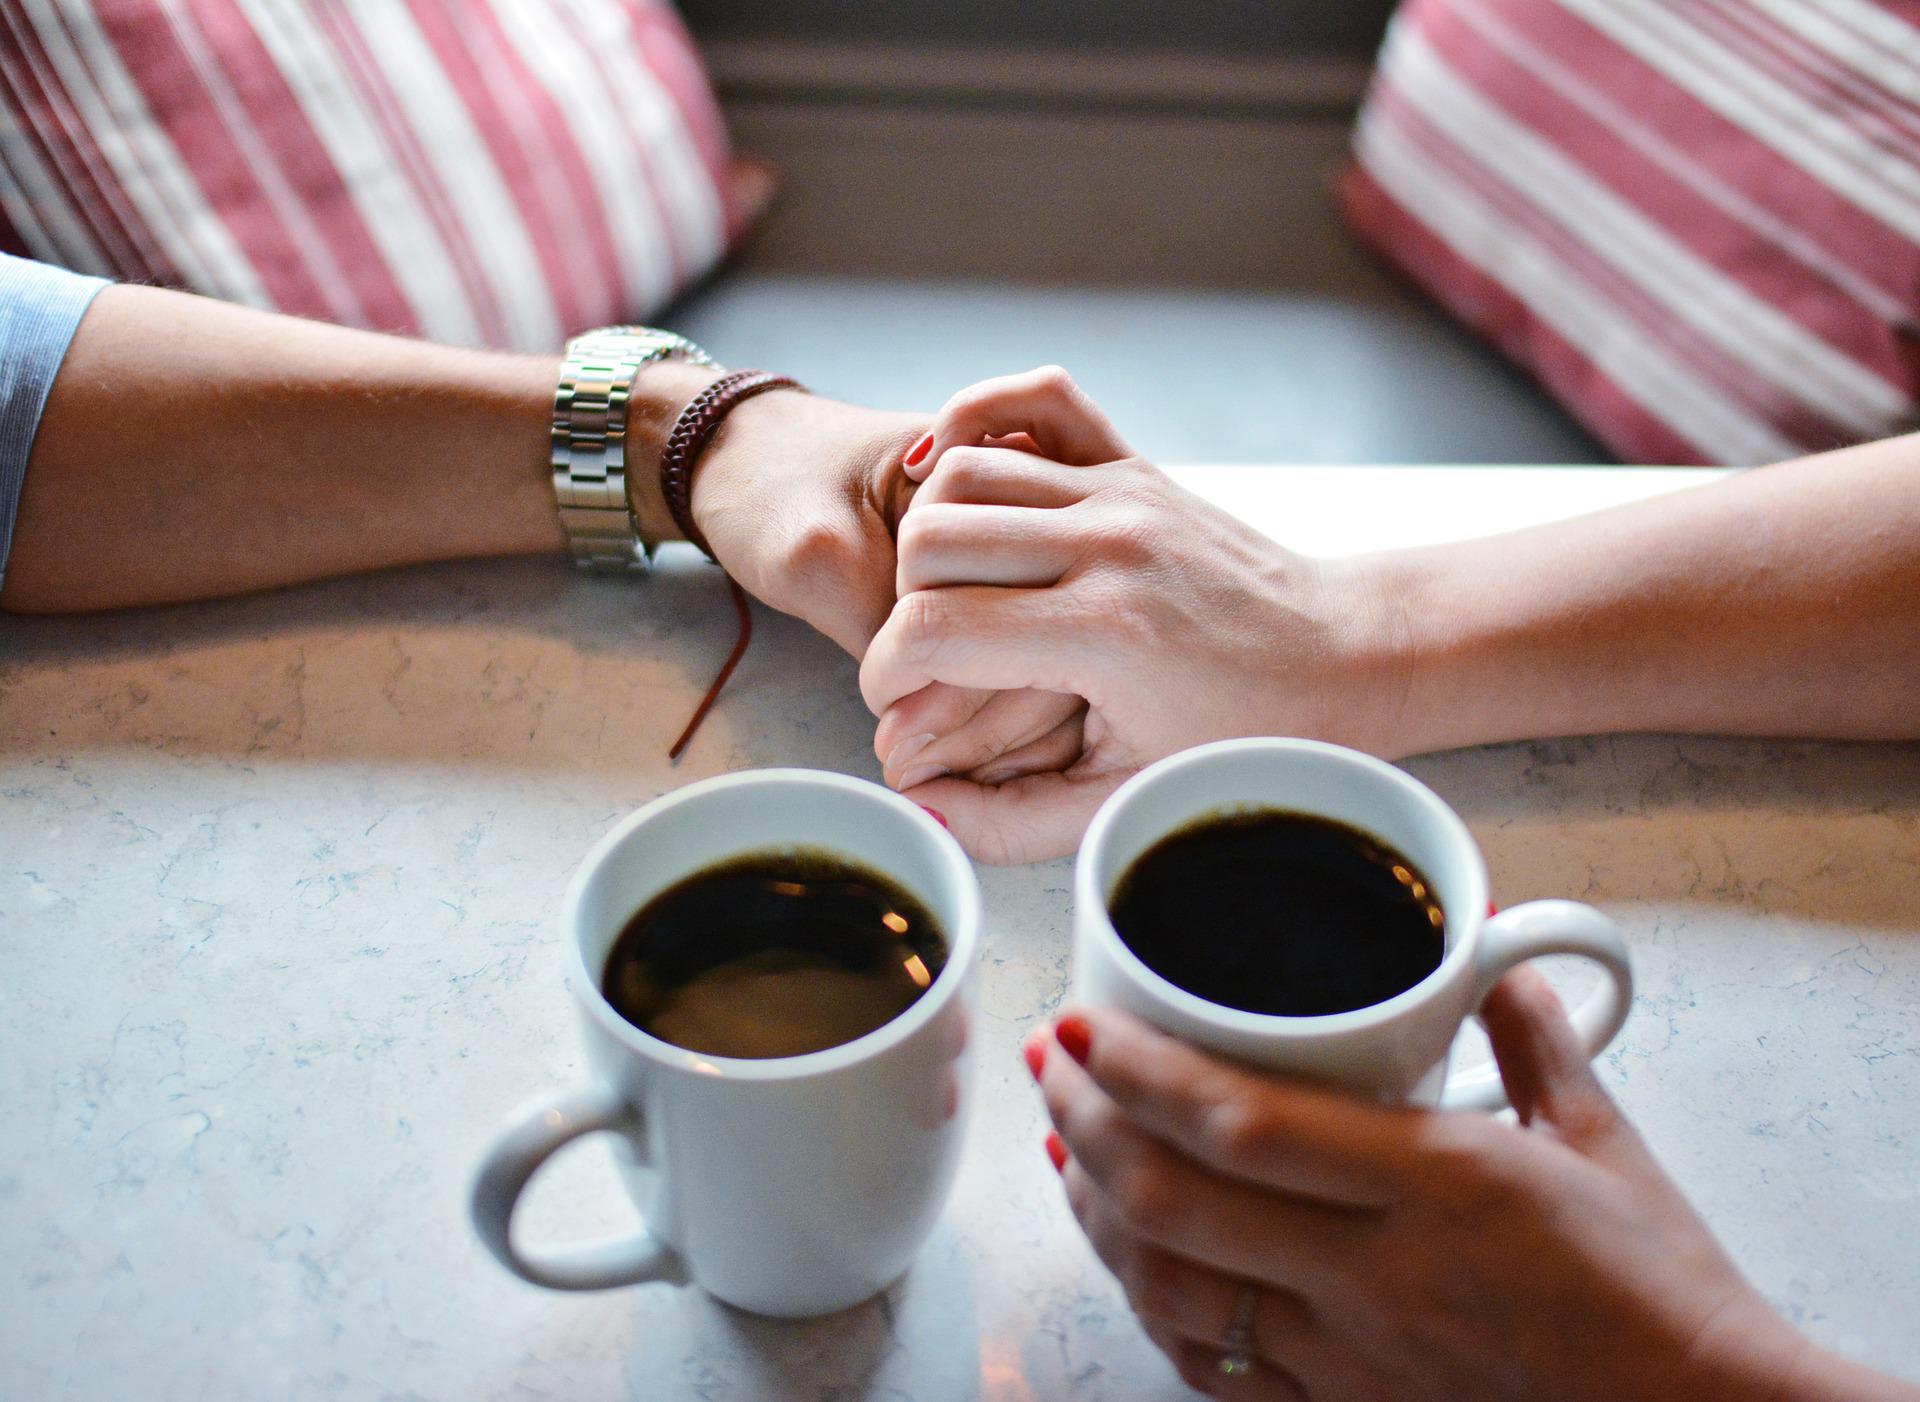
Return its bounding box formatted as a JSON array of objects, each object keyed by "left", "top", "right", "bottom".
[
  {"left": 1026, "top": 974, "right": 1835, "bottom": 1402},
  {"left": 690, "top": 388, "right": 926, "bottom": 658},
  {"left": 872, "top": 367, "right": 1129, "bottom": 800},
  {"left": 861, "top": 367, "right": 1405, "bottom": 864}
]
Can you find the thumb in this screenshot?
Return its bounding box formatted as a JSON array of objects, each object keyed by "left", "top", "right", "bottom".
[
  {"left": 905, "top": 366, "right": 1129, "bottom": 483},
  {"left": 1482, "top": 967, "right": 1645, "bottom": 1166}
]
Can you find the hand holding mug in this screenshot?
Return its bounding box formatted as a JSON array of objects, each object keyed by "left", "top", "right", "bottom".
[
  {"left": 1025, "top": 737, "right": 1816, "bottom": 1401},
  {"left": 1026, "top": 989, "right": 1814, "bottom": 1402}
]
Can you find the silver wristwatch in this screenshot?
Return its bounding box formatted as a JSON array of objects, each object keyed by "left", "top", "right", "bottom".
[{"left": 551, "top": 326, "right": 717, "bottom": 573}]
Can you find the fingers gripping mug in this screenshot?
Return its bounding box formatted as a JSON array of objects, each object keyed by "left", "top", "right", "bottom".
[
  {"left": 1074, "top": 739, "right": 1633, "bottom": 1107},
  {"left": 470, "top": 770, "right": 980, "bottom": 1317}
]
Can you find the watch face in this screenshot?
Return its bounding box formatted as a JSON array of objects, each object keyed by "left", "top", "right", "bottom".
[{"left": 568, "top": 329, "right": 713, "bottom": 371}]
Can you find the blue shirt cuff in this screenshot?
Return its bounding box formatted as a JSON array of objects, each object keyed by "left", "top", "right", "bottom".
[{"left": 0, "top": 253, "right": 109, "bottom": 595}]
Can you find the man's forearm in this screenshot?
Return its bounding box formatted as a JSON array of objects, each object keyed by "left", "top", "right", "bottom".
[
  {"left": 0, "top": 284, "right": 713, "bottom": 612},
  {"left": 1363, "top": 433, "right": 1920, "bottom": 757}
]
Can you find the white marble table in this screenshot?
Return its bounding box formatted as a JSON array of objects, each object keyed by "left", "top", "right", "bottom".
[{"left": 4, "top": 465, "right": 1917, "bottom": 1401}]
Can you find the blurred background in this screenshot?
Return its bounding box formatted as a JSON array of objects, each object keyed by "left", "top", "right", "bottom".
[
  {"left": 664, "top": 0, "right": 1605, "bottom": 463},
  {"left": 11, "top": 2, "right": 1901, "bottom": 468}
]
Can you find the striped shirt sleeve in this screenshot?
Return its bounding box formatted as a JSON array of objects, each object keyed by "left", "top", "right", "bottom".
[{"left": 0, "top": 253, "right": 107, "bottom": 594}]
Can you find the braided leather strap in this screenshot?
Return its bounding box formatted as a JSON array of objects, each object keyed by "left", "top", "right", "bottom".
[
  {"left": 657, "top": 369, "right": 803, "bottom": 760},
  {"left": 659, "top": 370, "right": 803, "bottom": 562}
]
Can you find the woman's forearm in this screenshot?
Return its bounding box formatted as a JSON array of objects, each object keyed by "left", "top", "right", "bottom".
[
  {"left": 1362, "top": 433, "right": 1920, "bottom": 757},
  {"left": 0, "top": 283, "right": 714, "bottom": 612}
]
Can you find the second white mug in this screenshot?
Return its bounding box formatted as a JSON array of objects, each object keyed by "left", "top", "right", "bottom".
[{"left": 1074, "top": 738, "right": 1633, "bottom": 1107}]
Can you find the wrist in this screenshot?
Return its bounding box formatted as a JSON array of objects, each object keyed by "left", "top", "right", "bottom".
[
  {"left": 622, "top": 359, "right": 723, "bottom": 547},
  {"left": 1301, "top": 552, "right": 1423, "bottom": 758},
  {"left": 1338, "top": 540, "right": 1546, "bottom": 759},
  {"left": 471, "top": 353, "right": 571, "bottom": 558},
  {"left": 687, "top": 391, "right": 927, "bottom": 565}
]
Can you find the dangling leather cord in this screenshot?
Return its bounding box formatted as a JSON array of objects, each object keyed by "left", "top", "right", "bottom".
[{"left": 658, "top": 369, "right": 804, "bottom": 760}]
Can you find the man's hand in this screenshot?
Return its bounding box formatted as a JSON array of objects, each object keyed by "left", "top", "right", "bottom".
[
  {"left": 690, "top": 388, "right": 926, "bottom": 658},
  {"left": 2, "top": 286, "right": 933, "bottom": 650}
]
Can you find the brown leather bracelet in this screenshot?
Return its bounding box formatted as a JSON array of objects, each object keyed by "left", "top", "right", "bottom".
[
  {"left": 660, "top": 369, "right": 804, "bottom": 562},
  {"left": 657, "top": 369, "right": 804, "bottom": 760}
]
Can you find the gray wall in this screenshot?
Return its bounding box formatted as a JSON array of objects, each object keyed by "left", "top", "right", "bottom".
[
  {"left": 666, "top": 1, "right": 1600, "bottom": 459},
  {"left": 678, "top": 0, "right": 1403, "bottom": 290},
  {"left": 677, "top": 1, "right": 1396, "bottom": 57}
]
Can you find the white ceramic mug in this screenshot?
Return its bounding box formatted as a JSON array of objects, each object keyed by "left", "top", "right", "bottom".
[
  {"left": 471, "top": 769, "right": 980, "bottom": 1317},
  {"left": 1074, "top": 738, "right": 1632, "bottom": 1108}
]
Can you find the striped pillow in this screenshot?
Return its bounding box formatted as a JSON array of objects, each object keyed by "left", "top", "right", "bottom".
[
  {"left": 0, "top": 1, "right": 757, "bottom": 352},
  {"left": 1341, "top": 0, "right": 1920, "bottom": 466}
]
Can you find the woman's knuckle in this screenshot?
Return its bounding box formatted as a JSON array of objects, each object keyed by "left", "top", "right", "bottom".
[
  {"left": 942, "top": 384, "right": 999, "bottom": 424},
  {"left": 895, "top": 505, "right": 949, "bottom": 559},
  {"left": 1203, "top": 1094, "right": 1280, "bottom": 1165},
  {"left": 893, "top": 512, "right": 927, "bottom": 564},
  {"left": 1101, "top": 508, "right": 1162, "bottom": 569},
  {"left": 1109, "top": 473, "right": 1163, "bottom": 511},
  {"left": 1068, "top": 576, "right": 1138, "bottom": 647},
  {"left": 923, "top": 447, "right": 985, "bottom": 497},
  {"left": 1126, "top": 1248, "right": 1188, "bottom": 1322},
  {"left": 890, "top": 590, "right": 947, "bottom": 656},
  {"left": 1031, "top": 363, "right": 1077, "bottom": 396},
  {"left": 1420, "top": 1120, "right": 1525, "bottom": 1210},
  {"left": 1547, "top": 1088, "right": 1623, "bottom": 1148},
  {"left": 1113, "top": 1156, "right": 1187, "bottom": 1234},
  {"left": 1416, "top": 1116, "right": 1487, "bottom": 1169}
]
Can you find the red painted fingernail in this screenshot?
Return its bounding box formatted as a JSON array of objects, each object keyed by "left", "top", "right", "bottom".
[
  {"left": 1044, "top": 1130, "right": 1068, "bottom": 1173},
  {"left": 1488, "top": 901, "right": 1499, "bottom": 917},
  {"left": 1022, "top": 1033, "right": 1047, "bottom": 1080},
  {"left": 903, "top": 433, "right": 934, "bottom": 468},
  {"left": 1055, "top": 1014, "right": 1091, "bottom": 1066},
  {"left": 919, "top": 805, "right": 948, "bottom": 829}
]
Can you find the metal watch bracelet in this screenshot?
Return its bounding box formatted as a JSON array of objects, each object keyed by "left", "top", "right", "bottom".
[{"left": 551, "top": 326, "right": 716, "bottom": 574}]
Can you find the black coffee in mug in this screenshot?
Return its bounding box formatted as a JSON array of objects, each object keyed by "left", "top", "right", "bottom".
[
  {"left": 1108, "top": 809, "right": 1444, "bottom": 1017},
  {"left": 602, "top": 848, "right": 948, "bottom": 1059}
]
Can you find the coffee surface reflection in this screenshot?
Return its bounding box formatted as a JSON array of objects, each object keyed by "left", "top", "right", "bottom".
[{"left": 603, "top": 848, "right": 948, "bottom": 1059}]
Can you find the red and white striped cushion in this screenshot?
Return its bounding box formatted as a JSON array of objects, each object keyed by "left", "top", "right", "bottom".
[
  {"left": 1342, "top": 0, "right": 1920, "bottom": 466},
  {"left": 0, "top": 0, "right": 757, "bottom": 351}
]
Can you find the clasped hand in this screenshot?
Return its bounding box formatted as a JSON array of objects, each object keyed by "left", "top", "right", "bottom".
[
  {"left": 859, "top": 365, "right": 1404, "bottom": 865},
  {"left": 690, "top": 362, "right": 1395, "bottom": 865}
]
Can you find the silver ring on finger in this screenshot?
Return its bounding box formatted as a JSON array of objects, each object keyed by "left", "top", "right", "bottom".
[{"left": 1219, "top": 1285, "right": 1258, "bottom": 1379}]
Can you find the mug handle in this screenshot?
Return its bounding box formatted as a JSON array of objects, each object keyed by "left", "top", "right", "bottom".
[
  {"left": 470, "top": 1081, "right": 679, "bottom": 1290},
  {"left": 1437, "top": 900, "right": 1633, "bottom": 1112}
]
